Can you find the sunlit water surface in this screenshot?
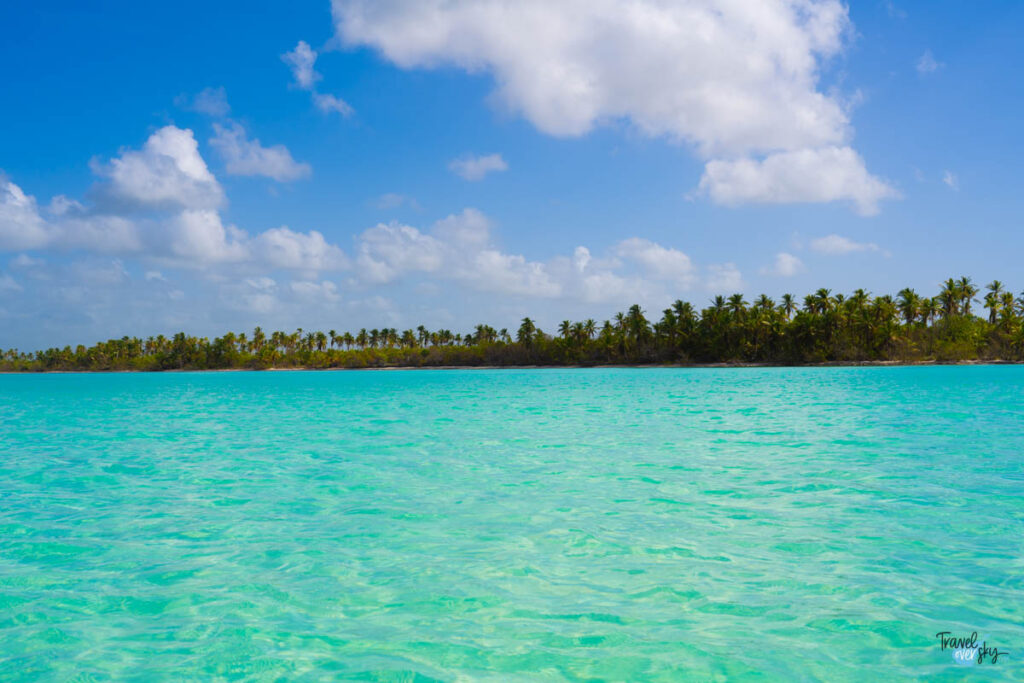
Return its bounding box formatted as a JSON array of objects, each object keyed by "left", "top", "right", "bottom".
[{"left": 1, "top": 367, "right": 1022, "bottom": 681}]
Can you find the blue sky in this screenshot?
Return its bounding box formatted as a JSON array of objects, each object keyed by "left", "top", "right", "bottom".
[{"left": 2, "top": 0, "right": 1023, "bottom": 350}]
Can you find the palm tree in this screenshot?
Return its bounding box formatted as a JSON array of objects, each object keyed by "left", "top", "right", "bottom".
[
  {"left": 918, "top": 297, "right": 940, "bottom": 326},
  {"left": 896, "top": 288, "right": 920, "bottom": 325},
  {"left": 727, "top": 293, "right": 747, "bottom": 318},
  {"left": 958, "top": 276, "right": 979, "bottom": 316},
  {"left": 984, "top": 292, "right": 1000, "bottom": 324},
  {"left": 939, "top": 278, "right": 960, "bottom": 318},
  {"left": 517, "top": 318, "right": 536, "bottom": 346},
  {"left": 813, "top": 288, "right": 833, "bottom": 314},
  {"left": 780, "top": 294, "right": 796, "bottom": 320}
]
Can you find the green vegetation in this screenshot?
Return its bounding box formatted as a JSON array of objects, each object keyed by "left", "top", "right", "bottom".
[{"left": 4, "top": 277, "right": 1024, "bottom": 371}]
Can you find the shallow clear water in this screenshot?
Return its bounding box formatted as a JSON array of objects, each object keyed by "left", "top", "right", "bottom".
[{"left": 1, "top": 367, "right": 1022, "bottom": 681}]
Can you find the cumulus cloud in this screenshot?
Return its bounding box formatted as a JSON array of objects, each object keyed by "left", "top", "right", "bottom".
[
  {"left": 283, "top": 40, "right": 321, "bottom": 90},
  {"left": 163, "top": 210, "right": 249, "bottom": 264},
  {"left": 253, "top": 227, "right": 349, "bottom": 271},
  {"left": 698, "top": 146, "right": 899, "bottom": 216},
  {"left": 613, "top": 238, "right": 695, "bottom": 289},
  {"left": 333, "top": 0, "right": 896, "bottom": 213},
  {"left": 1, "top": 179, "right": 52, "bottom": 250},
  {"left": 93, "top": 126, "right": 224, "bottom": 210},
  {"left": 705, "top": 263, "right": 743, "bottom": 292},
  {"left": 210, "top": 122, "right": 312, "bottom": 182},
  {"left": 760, "top": 252, "right": 804, "bottom": 277},
  {"left": 176, "top": 86, "right": 231, "bottom": 117},
  {"left": 357, "top": 222, "right": 446, "bottom": 283},
  {"left": 448, "top": 153, "right": 508, "bottom": 181},
  {"left": 809, "top": 233, "right": 882, "bottom": 254},
  {"left": 0, "top": 127, "right": 345, "bottom": 273},
  {"left": 352, "top": 208, "right": 735, "bottom": 302}
]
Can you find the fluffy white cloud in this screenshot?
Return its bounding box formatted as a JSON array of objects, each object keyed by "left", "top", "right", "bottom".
[
  {"left": 313, "top": 93, "right": 354, "bottom": 116},
  {"left": 93, "top": 126, "right": 224, "bottom": 210},
  {"left": 469, "top": 250, "right": 561, "bottom": 297},
  {"left": 163, "top": 210, "right": 248, "bottom": 264},
  {"left": 448, "top": 153, "right": 508, "bottom": 181},
  {"left": 698, "top": 146, "right": 899, "bottom": 215},
  {"left": 282, "top": 40, "right": 320, "bottom": 90},
  {"left": 351, "top": 208, "right": 737, "bottom": 302},
  {"left": 809, "top": 233, "right": 881, "bottom": 255},
  {"left": 943, "top": 170, "right": 959, "bottom": 191},
  {"left": 613, "top": 238, "right": 695, "bottom": 289},
  {"left": 356, "top": 222, "right": 445, "bottom": 283},
  {"left": 290, "top": 279, "right": 341, "bottom": 301},
  {"left": 705, "top": 263, "right": 743, "bottom": 292},
  {"left": 334, "top": 0, "right": 848, "bottom": 153},
  {"left": 253, "top": 227, "right": 349, "bottom": 271},
  {"left": 432, "top": 207, "right": 491, "bottom": 246},
  {"left": 334, "top": 0, "right": 894, "bottom": 213},
  {"left": 210, "top": 122, "right": 312, "bottom": 182},
  {"left": 760, "top": 252, "right": 804, "bottom": 277},
  {"left": 0, "top": 127, "right": 347, "bottom": 275},
  {"left": 0, "top": 180, "right": 51, "bottom": 250},
  {"left": 176, "top": 86, "right": 231, "bottom": 117}
]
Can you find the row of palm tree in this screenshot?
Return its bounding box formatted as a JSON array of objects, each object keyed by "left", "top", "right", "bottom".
[{"left": 5, "top": 277, "right": 1024, "bottom": 371}]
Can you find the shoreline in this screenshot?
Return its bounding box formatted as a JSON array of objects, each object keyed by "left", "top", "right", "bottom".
[{"left": 3, "top": 359, "right": 1023, "bottom": 374}]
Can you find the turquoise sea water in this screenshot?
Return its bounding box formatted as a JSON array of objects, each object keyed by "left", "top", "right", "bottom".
[{"left": 1, "top": 367, "right": 1022, "bottom": 681}]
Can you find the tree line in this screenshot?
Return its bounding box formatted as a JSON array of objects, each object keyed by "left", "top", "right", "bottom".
[{"left": 4, "top": 277, "right": 1024, "bottom": 371}]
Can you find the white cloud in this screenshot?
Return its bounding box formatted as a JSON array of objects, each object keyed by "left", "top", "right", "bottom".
[
  {"left": 448, "top": 153, "right": 508, "bottom": 181},
  {"left": 333, "top": 0, "right": 894, "bottom": 213},
  {"left": 0, "top": 128, "right": 345, "bottom": 273},
  {"left": 469, "top": 249, "right": 561, "bottom": 297},
  {"left": 809, "top": 233, "right": 881, "bottom": 254},
  {"left": 698, "top": 146, "right": 899, "bottom": 216},
  {"left": 94, "top": 126, "right": 224, "bottom": 210},
  {"left": 334, "top": 0, "right": 849, "bottom": 153},
  {"left": 943, "top": 170, "right": 958, "bottom": 191},
  {"left": 164, "top": 210, "right": 248, "bottom": 264},
  {"left": 313, "top": 93, "right": 354, "bottom": 116},
  {"left": 252, "top": 227, "right": 349, "bottom": 271},
  {"left": 917, "top": 50, "right": 942, "bottom": 74},
  {"left": 705, "top": 263, "right": 743, "bottom": 292},
  {"left": 291, "top": 279, "right": 341, "bottom": 301},
  {"left": 282, "top": 40, "right": 320, "bottom": 90},
  {"left": 760, "top": 252, "right": 804, "bottom": 277},
  {"left": 176, "top": 86, "right": 231, "bottom": 117},
  {"left": 350, "top": 208, "right": 733, "bottom": 303},
  {"left": 356, "top": 222, "right": 445, "bottom": 283},
  {"left": 210, "top": 122, "right": 311, "bottom": 182},
  {"left": 61, "top": 214, "right": 141, "bottom": 253},
  {"left": 0, "top": 180, "right": 51, "bottom": 250},
  {"left": 432, "top": 207, "right": 491, "bottom": 246},
  {"left": 613, "top": 238, "right": 695, "bottom": 289}
]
